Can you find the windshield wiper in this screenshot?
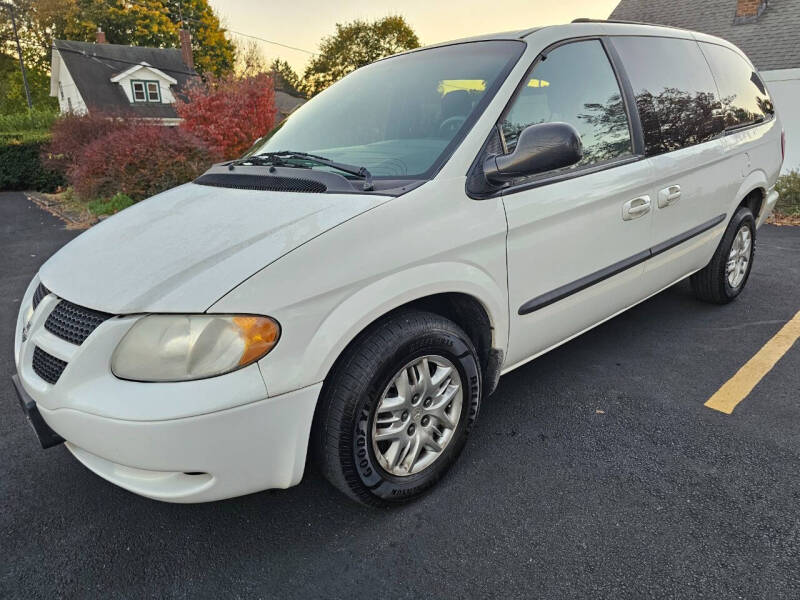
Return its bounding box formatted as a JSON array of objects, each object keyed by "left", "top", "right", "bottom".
[{"left": 227, "top": 150, "right": 374, "bottom": 191}]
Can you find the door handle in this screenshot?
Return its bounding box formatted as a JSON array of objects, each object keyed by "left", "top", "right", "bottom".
[
  {"left": 622, "top": 195, "right": 651, "bottom": 221},
  {"left": 657, "top": 184, "right": 681, "bottom": 208}
]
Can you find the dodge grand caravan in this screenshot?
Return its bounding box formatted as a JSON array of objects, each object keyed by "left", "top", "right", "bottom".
[{"left": 13, "top": 21, "right": 783, "bottom": 506}]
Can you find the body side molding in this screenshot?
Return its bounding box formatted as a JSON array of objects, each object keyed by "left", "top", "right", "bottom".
[{"left": 518, "top": 214, "right": 726, "bottom": 315}]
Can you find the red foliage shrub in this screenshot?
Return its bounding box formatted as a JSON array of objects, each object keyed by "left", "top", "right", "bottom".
[
  {"left": 176, "top": 73, "right": 277, "bottom": 159},
  {"left": 70, "top": 123, "right": 219, "bottom": 201},
  {"left": 45, "top": 111, "right": 134, "bottom": 172}
]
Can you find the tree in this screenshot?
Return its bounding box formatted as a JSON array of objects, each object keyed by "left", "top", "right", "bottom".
[
  {"left": 167, "top": 0, "right": 235, "bottom": 77},
  {"left": 302, "top": 15, "right": 419, "bottom": 97},
  {"left": 176, "top": 72, "right": 277, "bottom": 159},
  {"left": 234, "top": 39, "right": 266, "bottom": 76},
  {"left": 0, "top": 52, "right": 56, "bottom": 113},
  {"left": 269, "top": 58, "right": 303, "bottom": 97},
  {"left": 0, "top": 0, "right": 235, "bottom": 77}
]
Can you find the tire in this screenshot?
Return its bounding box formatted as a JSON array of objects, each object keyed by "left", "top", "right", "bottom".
[
  {"left": 690, "top": 206, "right": 756, "bottom": 304},
  {"left": 313, "top": 310, "right": 482, "bottom": 507}
]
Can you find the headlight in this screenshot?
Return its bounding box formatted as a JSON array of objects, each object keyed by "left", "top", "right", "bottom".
[{"left": 111, "top": 315, "right": 280, "bottom": 382}]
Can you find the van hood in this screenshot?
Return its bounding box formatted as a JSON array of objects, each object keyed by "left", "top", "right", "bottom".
[{"left": 40, "top": 183, "right": 389, "bottom": 313}]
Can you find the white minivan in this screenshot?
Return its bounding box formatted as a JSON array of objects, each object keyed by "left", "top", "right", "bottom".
[{"left": 13, "top": 21, "right": 783, "bottom": 506}]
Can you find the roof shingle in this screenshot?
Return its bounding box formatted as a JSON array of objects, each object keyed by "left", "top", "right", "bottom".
[
  {"left": 609, "top": 0, "right": 800, "bottom": 71},
  {"left": 54, "top": 39, "right": 198, "bottom": 118}
]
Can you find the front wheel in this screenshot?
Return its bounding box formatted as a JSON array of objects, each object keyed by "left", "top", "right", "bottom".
[
  {"left": 691, "top": 206, "right": 755, "bottom": 304},
  {"left": 313, "top": 310, "right": 481, "bottom": 506}
]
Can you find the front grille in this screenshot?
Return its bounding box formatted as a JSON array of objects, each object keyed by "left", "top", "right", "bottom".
[
  {"left": 194, "top": 173, "right": 328, "bottom": 193},
  {"left": 32, "top": 347, "right": 67, "bottom": 384},
  {"left": 45, "top": 300, "right": 112, "bottom": 346},
  {"left": 32, "top": 283, "right": 49, "bottom": 310}
]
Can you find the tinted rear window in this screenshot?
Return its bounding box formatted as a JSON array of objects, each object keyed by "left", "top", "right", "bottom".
[
  {"left": 612, "top": 36, "right": 723, "bottom": 156},
  {"left": 699, "top": 42, "right": 774, "bottom": 130}
]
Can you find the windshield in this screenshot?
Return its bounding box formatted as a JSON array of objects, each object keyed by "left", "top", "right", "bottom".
[{"left": 251, "top": 41, "right": 524, "bottom": 179}]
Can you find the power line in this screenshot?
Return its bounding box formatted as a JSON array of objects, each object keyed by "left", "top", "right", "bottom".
[
  {"left": 214, "top": 25, "right": 315, "bottom": 56},
  {"left": 122, "top": 0, "right": 316, "bottom": 55}
]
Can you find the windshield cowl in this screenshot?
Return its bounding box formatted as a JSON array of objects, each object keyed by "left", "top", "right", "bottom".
[
  {"left": 194, "top": 163, "right": 426, "bottom": 196},
  {"left": 226, "top": 151, "right": 375, "bottom": 191}
]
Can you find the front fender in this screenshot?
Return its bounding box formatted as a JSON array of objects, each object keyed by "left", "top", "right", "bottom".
[
  {"left": 252, "top": 262, "right": 508, "bottom": 397},
  {"left": 309, "top": 262, "right": 507, "bottom": 381},
  {"left": 211, "top": 176, "right": 510, "bottom": 398}
]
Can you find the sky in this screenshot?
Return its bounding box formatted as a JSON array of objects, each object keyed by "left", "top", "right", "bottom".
[{"left": 208, "top": 0, "right": 620, "bottom": 73}]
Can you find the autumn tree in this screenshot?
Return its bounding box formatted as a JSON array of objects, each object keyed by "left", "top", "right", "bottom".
[
  {"left": 235, "top": 39, "right": 266, "bottom": 76},
  {"left": 167, "top": 0, "right": 234, "bottom": 77},
  {"left": 1, "top": 0, "right": 59, "bottom": 109},
  {"left": 302, "top": 15, "right": 420, "bottom": 97},
  {"left": 176, "top": 72, "right": 277, "bottom": 159},
  {"left": 0, "top": 0, "right": 234, "bottom": 77}
]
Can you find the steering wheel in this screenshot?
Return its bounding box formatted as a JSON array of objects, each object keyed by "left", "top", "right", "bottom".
[{"left": 438, "top": 115, "right": 467, "bottom": 138}]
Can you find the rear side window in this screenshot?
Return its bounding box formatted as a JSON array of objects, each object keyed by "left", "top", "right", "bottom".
[
  {"left": 500, "top": 40, "right": 633, "bottom": 173},
  {"left": 700, "top": 42, "right": 774, "bottom": 130},
  {"left": 612, "top": 36, "right": 723, "bottom": 156}
]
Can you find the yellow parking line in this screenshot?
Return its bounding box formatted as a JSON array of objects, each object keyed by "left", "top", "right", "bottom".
[{"left": 705, "top": 310, "right": 800, "bottom": 414}]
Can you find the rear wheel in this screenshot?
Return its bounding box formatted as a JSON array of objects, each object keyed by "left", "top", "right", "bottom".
[
  {"left": 313, "top": 310, "right": 481, "bottom": 506},
  {"left": 691, "top": 206, "right": 755, "bottom": 304}
]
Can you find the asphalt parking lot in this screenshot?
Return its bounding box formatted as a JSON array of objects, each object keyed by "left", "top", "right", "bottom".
[{"left": 2, "top": 190, "right": 799, "bottom": 599}]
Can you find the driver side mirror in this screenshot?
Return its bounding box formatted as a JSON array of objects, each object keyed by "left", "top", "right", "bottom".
[{"left": 483, "top": 122, "right": 583, "bottom": 184}]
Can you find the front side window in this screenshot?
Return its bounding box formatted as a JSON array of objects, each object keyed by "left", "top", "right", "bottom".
[
  {"left": 252, "top": 41, "right": 525, "bottom": 178},
  {"left": 500, "top": 40, "right": 633, "bottom": 174},
  {"left": 131, "top": 80, "right": 161, "bottom": 103},
  {"left": 612, "top": 36, "right": 723, "bottom": 156},
  {"left": 700, "top": 43, "right": 774, "bottom": 130}
]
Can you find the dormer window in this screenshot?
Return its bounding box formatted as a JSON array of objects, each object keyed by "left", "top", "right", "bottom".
[{"left": 131, "top": 80, "right": 161, "bottom": 103}]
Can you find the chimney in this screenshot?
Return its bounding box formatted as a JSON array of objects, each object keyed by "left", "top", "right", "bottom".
[
  {"left": 735, "top": 0, "right": 767, "bottom": 20},
  {"left": 179, "top": 29, "right": 194, "bottom": 70},
  {"left": 96, "top": 27, "right": 106, "bottom": 44}
]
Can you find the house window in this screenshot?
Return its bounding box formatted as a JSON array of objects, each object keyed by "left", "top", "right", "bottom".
[
  {"left": 131, "top": 80, "right": 161, "bottom": 103},
  {"left": 146, "top": 81, "right": 160, "bottom": 102}
]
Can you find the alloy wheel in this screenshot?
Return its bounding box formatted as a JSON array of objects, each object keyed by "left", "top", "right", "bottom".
[
  {"left": 726, "top": 224, "right": 752, "bottom": 288},
  {"left": 370, "top": 355, "right": 463, "bottom": 476}
]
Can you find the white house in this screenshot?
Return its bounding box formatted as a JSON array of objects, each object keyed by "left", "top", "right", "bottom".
[
  {"left": 50, "top": 29, "right": 199, "bottom": 125},
  {"left": 50, "top": 29, "right": 307, "bottom": 129},
  {"left": 610, "top": 0, "right": 800, "bottom": 173}
]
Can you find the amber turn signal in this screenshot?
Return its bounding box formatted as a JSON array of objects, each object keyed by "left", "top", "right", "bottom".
[{"left": 233, "top": 316, "right": 280, "bottom": 366}]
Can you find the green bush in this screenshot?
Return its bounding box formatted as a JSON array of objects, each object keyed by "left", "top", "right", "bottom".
[
  {"left": 0, "top": 109, "right": 58, "bottom": 134},
  {"left": 87, "top": 193, "right": 135, "bottom": 216},
  {"left": 0, "top": 137, "right": 65, "bottom": 192},
  {"left": 775, "top": 170, "right": 800, "bottom": 215},
  {"left": 0, "top": 130, "right": 50, "bottom": 144}
]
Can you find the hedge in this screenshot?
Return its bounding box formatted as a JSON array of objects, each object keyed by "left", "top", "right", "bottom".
[
  {"left": 0, "top": 136, "right": 65, "bottom": 192},
  {"left": 0, "top": 109, "right": 58, "bottom": 133}
]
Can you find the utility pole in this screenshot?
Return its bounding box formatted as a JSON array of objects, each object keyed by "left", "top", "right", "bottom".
[{"left": 1, "top": 1, "right": 33, "bottom": 110}]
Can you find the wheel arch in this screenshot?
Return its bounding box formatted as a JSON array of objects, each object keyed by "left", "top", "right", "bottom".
[
  {"left": 732, "top": 171, "right": 768, "bottom": 222},
  {"left": 308, "top": 264, "right": 509, "bottom": 399}
]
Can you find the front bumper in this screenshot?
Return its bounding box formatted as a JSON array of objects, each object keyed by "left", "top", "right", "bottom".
[
  {"left": 35, "top": 383, "right": 321, "bottom": 503},
  {"left": 13, "top": 277, "right": 321, "bottom": 503}
]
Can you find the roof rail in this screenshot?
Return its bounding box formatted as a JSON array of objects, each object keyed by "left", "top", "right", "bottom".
[
  {"left": 571, "top": 18, "right": 693, "bottom": 33},
  {"left": 571, "top": 18, "right": 654, "bottom": 25}
]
